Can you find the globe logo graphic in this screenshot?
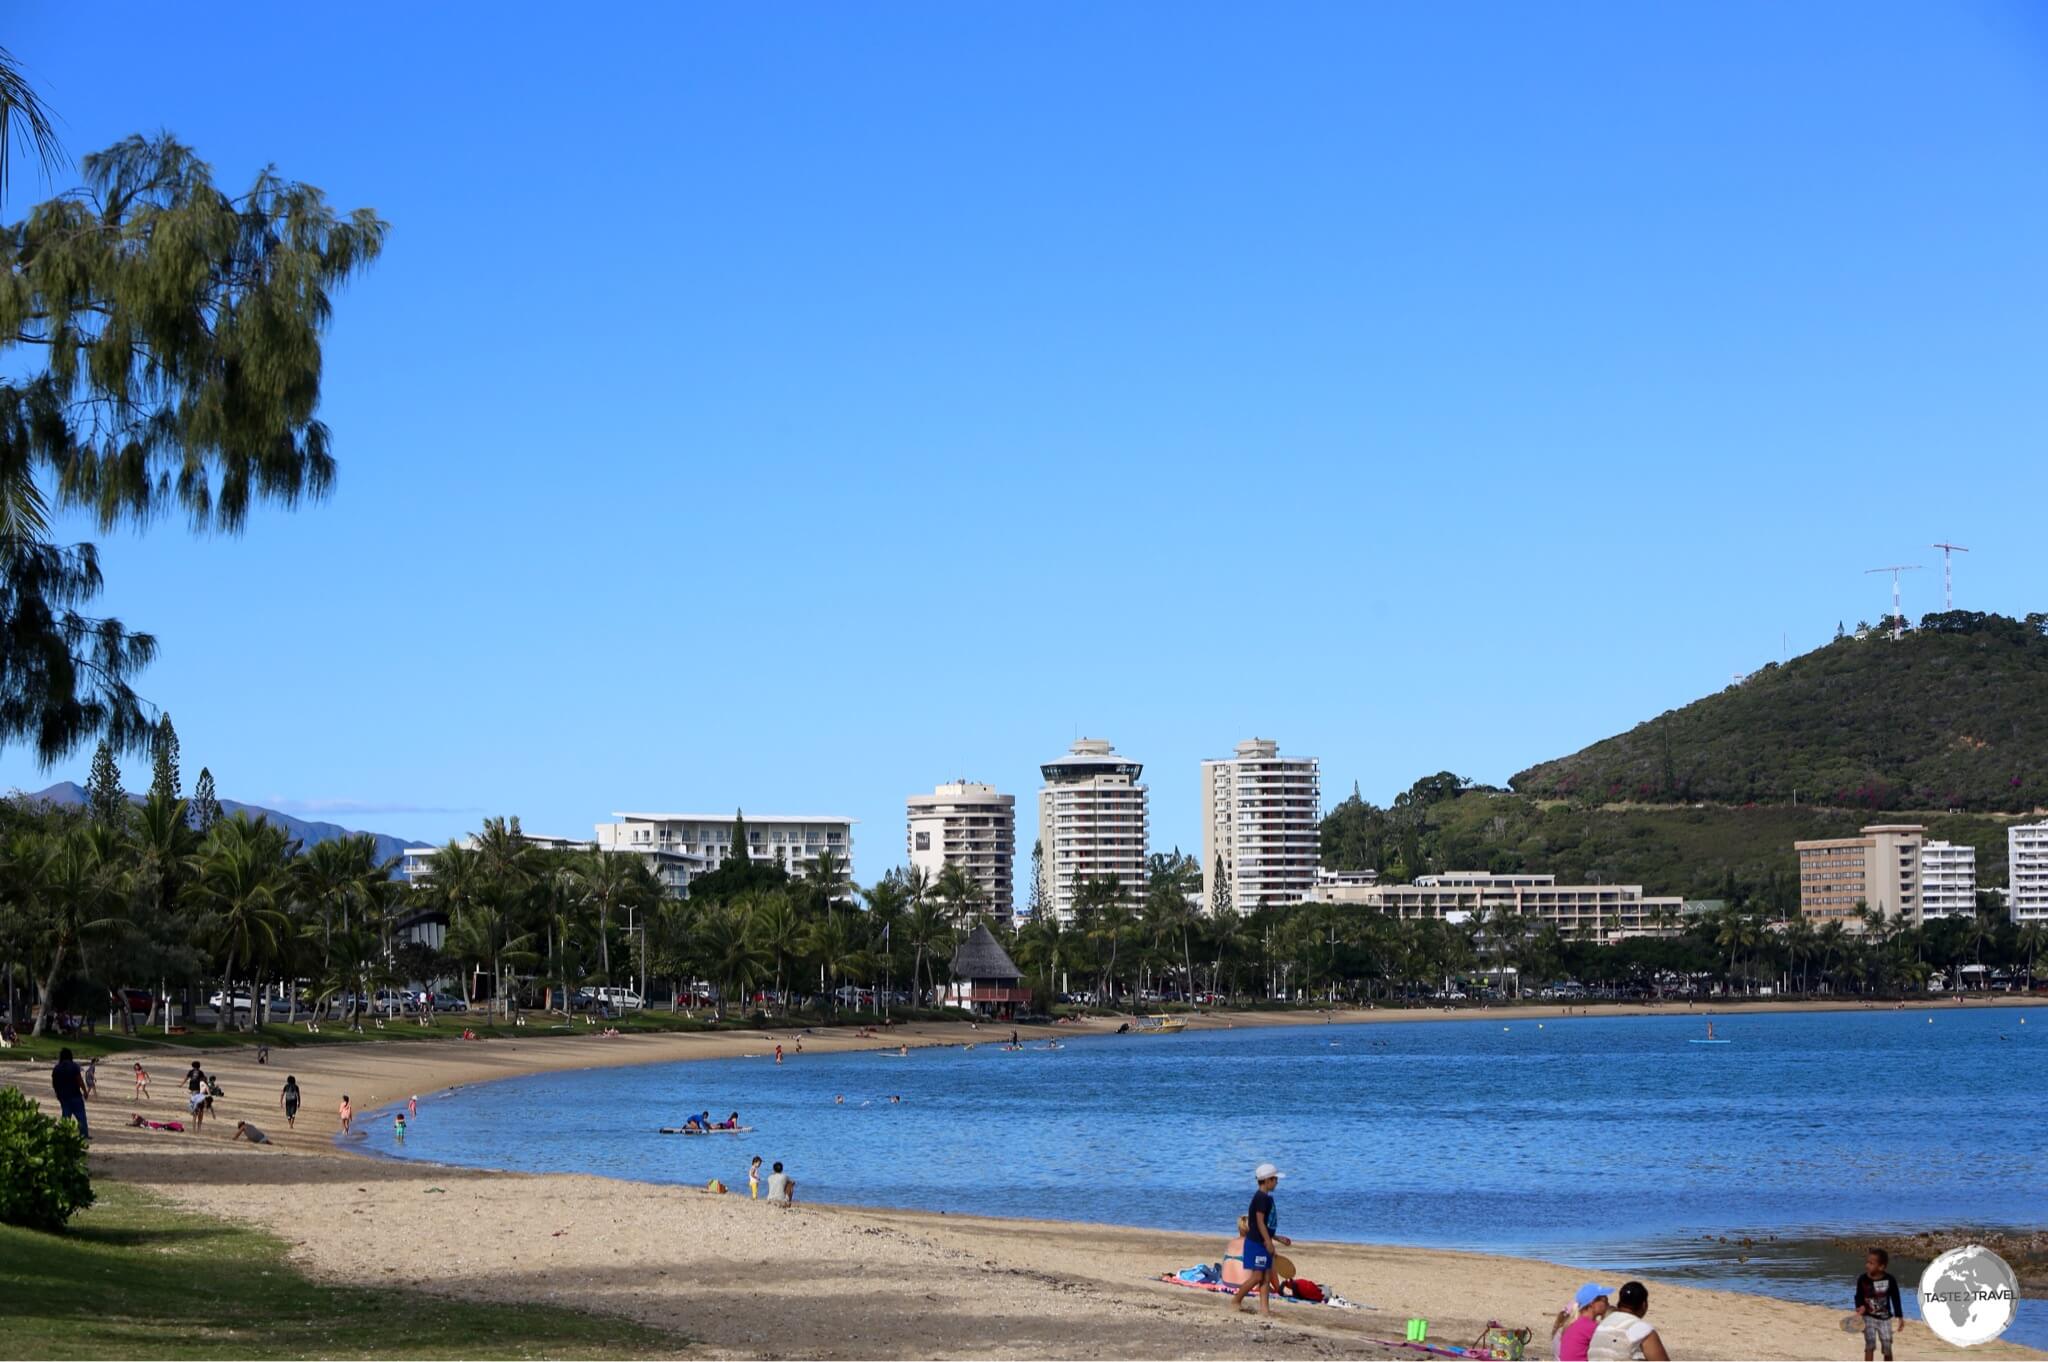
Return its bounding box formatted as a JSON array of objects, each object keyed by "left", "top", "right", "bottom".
[{"left": 1919, "top": 1245, "right": 2019, "bottom": 1348}]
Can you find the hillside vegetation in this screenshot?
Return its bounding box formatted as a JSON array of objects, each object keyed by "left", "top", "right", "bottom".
[
  {"left": 1510, "top": 612, "right": 2048, "bottom": 812},
  {"left": 1321, "top": 612, "right": 2046, "bottom": 903}
]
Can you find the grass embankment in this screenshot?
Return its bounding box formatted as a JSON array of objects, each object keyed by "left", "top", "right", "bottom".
[{"left": 0, "top": 1181, "right": 683, "bottom": 1360}]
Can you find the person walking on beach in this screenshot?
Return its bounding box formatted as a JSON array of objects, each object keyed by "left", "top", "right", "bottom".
[
  {"left": 83, "top": 1056, "right": 98, "bottom": 1099},
  {"left": 280, "top": 1075, "right": 302, "bottom": 1129},
  {"left": 766, "top": 1161, "right": 795, "bottom": 1206},
  {"left": 1855, "top": 1248, "right": 1905, "bottom": 1362},
  {"left": 1552, "top": 1284, "right": 1613, "bottom": 1362},
  {"left": 133, "top": 1061, "right": 150, "bottom": 1102},
  {"left": 50, "top": 1047, "right": 89, "bottom": 1140},
  {"left": 748, "top": 1155, "right": 762, "bottom": 1199},
  {"left": 1587, "top": 1281, "right": 1667, "bottom": 1361},
  {"left": 338, "top": 1094, "right": 353, "bottom": 1133},
  {"left": 1230, "top": 1163, "right": 1290, "bottom": 1316}
]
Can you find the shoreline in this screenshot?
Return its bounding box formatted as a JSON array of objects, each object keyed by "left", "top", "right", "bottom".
[{"left": 28, "top": 1001, "right": 2044, "bottom": 1360}]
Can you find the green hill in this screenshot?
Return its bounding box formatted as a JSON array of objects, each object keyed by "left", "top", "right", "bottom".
[
  {"left": 1319, "top": 612, "right": 2046, "bottom": 904},
  {"left": 1510, "top": 611, "right": 2048, "bottom": 813}
]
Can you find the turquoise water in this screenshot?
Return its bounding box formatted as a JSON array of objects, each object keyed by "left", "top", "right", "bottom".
[{"left": 363, "top": 1008, "right": 2047, "bottom": 1347}]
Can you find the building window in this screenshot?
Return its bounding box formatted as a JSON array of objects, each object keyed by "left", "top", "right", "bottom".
[{"left": 914, "top": 832, "right": 931, "bottom": 851}]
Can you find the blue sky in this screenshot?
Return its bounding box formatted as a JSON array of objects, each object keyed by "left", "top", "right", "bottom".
[{"left": 4, "top": 3, "right": 2046, "bottom": 884}]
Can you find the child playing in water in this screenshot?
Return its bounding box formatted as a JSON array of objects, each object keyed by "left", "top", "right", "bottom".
[
  {"left": 338, "top": 1094, "right": 353, "bottom": 1132},
  {"left": 394, "top": 1111, "right": 407, "bottom": 1141}
]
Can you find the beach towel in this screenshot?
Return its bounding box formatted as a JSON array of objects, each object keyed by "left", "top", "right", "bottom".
[{"left": 1153, "top": 1273, "right": 1366, "bottom": 1311}]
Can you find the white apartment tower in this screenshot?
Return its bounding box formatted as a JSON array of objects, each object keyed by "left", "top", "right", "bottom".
[
  {"left": 2010, "top": 821, "right": 2048, "bottom": 923},
  {"left": 1201, "top": 738, "right": 1321, "bottom": 913},
  {"left": 1917, "top": 840, "right": 1978, "bottom": 920},
  {"left": 907, "top": 781, "right": 1016, "bottom": 924},
  {"left": 1038, "top": 739, "right": 1148, "bottom": 922}
]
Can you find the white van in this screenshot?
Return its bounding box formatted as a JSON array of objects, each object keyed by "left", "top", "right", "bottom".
[{"left": 589, "top": 987, "right": 643, "bottom": 1011}]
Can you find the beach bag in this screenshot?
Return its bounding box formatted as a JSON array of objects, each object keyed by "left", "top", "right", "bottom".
[
  {"left": 1471, "top": 1322, "right": 1528, "bottom": 1360},
  {"left": 1290, "top": 1277, "right": 1325, "bottom": 1303}
]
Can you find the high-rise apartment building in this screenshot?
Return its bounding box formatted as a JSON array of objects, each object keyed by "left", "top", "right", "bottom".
[
  {"left": 1200, "top": 738, "right": 1321, "bottom": 913},
  {"left": 1794, "top": 824, "right": 1923, "bottom": 928},
  {"left": 907, "top": 781, "right": 1016, "bottom": 924},
  {"left": 2010, "top": 821, "right": 2048, "bottom": 923},
  {"left": 1038, "top": 739, "right": 1148, "bottom": 922},
  {"left": 1917, "top": 840, "right": 1978, "bottom": 920}
]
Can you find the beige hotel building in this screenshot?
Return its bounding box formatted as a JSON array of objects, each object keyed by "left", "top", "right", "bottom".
[
  {"left": 1201, "top": 738, "right": 1321, "bottom": 912},
  {"left": 1794, "top": 823, "right": 1923, "bottom": 928},
  {"left": 906, "top": 781, "right": 1016, "bottom": 925}
]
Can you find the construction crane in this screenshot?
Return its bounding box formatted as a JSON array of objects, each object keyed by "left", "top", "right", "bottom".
[
  {"left": 1866, "top": 564, "right": 1923, "bottom": 639},
  {"left": 1930, "top": 541, "right": 1970, "bottom": 610}
]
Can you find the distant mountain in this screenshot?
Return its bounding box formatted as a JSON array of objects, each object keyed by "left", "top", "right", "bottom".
[
  {"left": 1511, "top": 612, "right": 2048, "bottom": 813},
  {"left": 19, "top": 781, "right": 430, "bottom": 868}
]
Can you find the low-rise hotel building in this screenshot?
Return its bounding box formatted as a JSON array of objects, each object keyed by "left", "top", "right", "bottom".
[
  {"left": 1307, "top": 870, "right": 1684, "bottom": 939},
  {"left": 1794, "top": 824, "right": 1923, "bottom": 928},
  {"left": 1917, "top": 840, "right": 1978, "bottom": 920},
  {"left": 907, "top": 781, "right": 1016, "bottom": 924},
  {"left": 595, "top": 812, "right": 854, "bottom": 895},
  {"left": 1201, "top": 738, "right": 1321, "bottom": 913},
  {"left": 2011, "top": 821, "right": 2048, "bottom": 923}
]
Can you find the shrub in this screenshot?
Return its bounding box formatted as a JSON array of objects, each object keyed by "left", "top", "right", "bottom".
[{"left": 0, "top": 1085, "right": 94, "bottom": 1230}]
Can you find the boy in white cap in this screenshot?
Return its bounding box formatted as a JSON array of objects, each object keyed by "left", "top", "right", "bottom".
[{"left": 1230, "top": 1162, "right": 1291, "bottom": 1315}]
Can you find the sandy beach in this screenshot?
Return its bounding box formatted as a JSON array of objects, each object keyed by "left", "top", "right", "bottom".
[{"left": 17, "top": 1000, "right": 2042, "bottom": 1360}]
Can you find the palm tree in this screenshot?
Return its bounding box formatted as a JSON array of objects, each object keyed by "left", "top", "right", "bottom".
[
  {"left": 804, "top": 848, "right": 852, "bottom": 915},
  {"left": 906, "top": 896, "right": 954, "bottom": 1005},
  {"left": 0, "top": 44, "right": 64, "bottom": 203},
  {"left": 696, "top": 905, "right": 767, "bottom": 1020},
  {"left": 128, "top": 791, "right": 197, "bottom": 1027},
  {"left": 746, "top": 891, "right": 805, "bottom": 1015},
  {"left": 572, "top": 847, "right": 651, "bottom": 988},
  {"left": 2015, "top": 920, "right": 2048, "bottom": 989},
  {"left": 297, "top": 834, "right": 390, "bottom": 1001},
  {"left": 24, "top": 824, "right": 126, "bottom": 1035},
  {"left": 444, "top": 898, "right": 534, "bottom": 1021},
  {"left": 931, "top": 863, "right": 984, "bottom": 926},
  {"left": 808, "top": 911, "right": 854, "bottom": 1009},
  {"left": 184, "top": 815, "right": 293, "bottom": 1032}
]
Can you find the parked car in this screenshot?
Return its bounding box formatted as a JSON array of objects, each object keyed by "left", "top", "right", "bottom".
[
  {"left": 589, "top": 987, "right": 643, "bottom": 1011},
  {"left": 431, "top": 992, "right": 469, "bottom": 1013},
  {"left": 115, "top": 986, "right": 157, "bottom": 1014},
  {"left": 207, "top": 991, "right": 256, "bottom": 1014}
]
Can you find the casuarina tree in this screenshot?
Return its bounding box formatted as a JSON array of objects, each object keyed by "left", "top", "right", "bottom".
[{"left": 0, "top": 129, "right": 386, "bottom": 765}]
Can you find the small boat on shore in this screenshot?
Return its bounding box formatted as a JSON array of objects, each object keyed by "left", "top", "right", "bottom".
[{"left": 1136, "top": 1014, "right": 1187, "bottom": 1034}]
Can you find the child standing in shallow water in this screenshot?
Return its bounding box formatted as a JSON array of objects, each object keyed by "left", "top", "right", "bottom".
[{"left": 338, "top": 1095, "right": 352, "bottom": 1132}]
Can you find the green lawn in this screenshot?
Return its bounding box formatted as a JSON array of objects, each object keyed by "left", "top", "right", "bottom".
[{"left": 0, "top": 1182, "right": 685, "bottom": 1359}]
